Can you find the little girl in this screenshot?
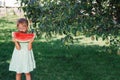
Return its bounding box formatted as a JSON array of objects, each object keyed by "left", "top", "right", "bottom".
[{"left": 9, "top": 18, "right": 36, "bottom": 80}]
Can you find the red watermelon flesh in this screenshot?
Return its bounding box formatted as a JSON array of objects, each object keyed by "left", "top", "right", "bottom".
[{"left": 12, "top": 32, "right": 35, "bottom": 42}]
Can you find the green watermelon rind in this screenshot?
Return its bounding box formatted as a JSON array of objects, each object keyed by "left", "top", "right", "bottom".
[{"left": 12, "top": 32, "right": 35, "bottom": 42}]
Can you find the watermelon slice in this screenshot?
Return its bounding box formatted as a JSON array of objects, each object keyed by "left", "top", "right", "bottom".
[{"left": 12, "top": 32, "right": 35, "bottom": 42}]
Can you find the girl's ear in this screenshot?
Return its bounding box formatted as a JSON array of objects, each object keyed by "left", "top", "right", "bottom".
[
  {"left": 25, "top": 26, "right": 29, "bottom": 32},
  {"left": 27, "top": 26, "right": 29, "bottom": 31}
]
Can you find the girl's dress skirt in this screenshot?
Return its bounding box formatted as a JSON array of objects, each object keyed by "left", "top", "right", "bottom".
[{"left": 9, "top": 42, "right": 36, "bottom": 73}]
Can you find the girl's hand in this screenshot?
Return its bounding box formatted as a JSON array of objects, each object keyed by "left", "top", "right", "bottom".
[
  {"left": 12, "top": 38, "right": 21, "bottom": 50},
  {"left": 28, "top": 38, "right": 34, "bottom": 44},
  {"left": 28, "top": 38, "right": 34, "bottom": 50},
  {"left": 12, "top": 38, "right": 17, "bottom": 43}
]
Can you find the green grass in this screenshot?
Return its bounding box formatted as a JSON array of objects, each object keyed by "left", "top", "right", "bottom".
[
  {"left": 0, "top": 15, "right": 18, "bottom": 29},
  {"left": 1, "top": 40, "right": 120, "bottom": 80},
  {"left": 1, "top": 16, "right": 120, "bottom": 80},
  {"left": 0, "top": 16, "right": 18, "bottom": 41}
]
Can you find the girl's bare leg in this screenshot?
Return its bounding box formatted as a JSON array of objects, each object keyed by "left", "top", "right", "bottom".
[
  {"left": 25, "top": 73, "right": 31, "bottom": 80},
  {"left": 16, "top": 73, "right": 22, "bottom": 80}
]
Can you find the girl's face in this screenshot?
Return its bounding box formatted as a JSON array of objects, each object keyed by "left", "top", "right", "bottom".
[{"left": 17, "top": 24, "right": 28, "bottom": 33}]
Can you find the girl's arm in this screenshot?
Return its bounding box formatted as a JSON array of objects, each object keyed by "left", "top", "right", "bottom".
[
  {"left": 12, "top": 38, "right": 21, "bottom": 50},
  {"left": 28, "top": 39, "right": 34, "bottom": 50}
]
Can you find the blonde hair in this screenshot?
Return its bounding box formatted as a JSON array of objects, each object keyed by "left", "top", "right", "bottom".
[{"left": 17, "top": 18, "right": 28, "bottom": 27}]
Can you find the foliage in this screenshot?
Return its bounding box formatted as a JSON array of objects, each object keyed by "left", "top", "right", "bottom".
[{"left": 20, "top": 0, "right": 120, "bottom": 48}]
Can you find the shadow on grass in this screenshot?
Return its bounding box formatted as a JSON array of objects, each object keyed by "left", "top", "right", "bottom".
[{"left": 0, "top": 40, "right": 120, "bottom": 80}]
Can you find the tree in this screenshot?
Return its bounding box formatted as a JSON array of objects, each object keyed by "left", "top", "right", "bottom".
[{"left": 20, "top": 0, "right": 120, "bottom": 51}]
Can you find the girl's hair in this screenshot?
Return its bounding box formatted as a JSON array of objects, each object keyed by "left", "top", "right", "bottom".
[{"left": 17, "top": 18, "right": 28, "bottom": 27}]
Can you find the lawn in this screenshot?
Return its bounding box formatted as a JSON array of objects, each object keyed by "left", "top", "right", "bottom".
[{"left": 0, "top": 16, "right": 120, "bottom": 80}]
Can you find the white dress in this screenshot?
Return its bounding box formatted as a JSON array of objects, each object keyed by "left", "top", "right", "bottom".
[{"left": 9, "top": 42, "right": 36, "bottom": 73}]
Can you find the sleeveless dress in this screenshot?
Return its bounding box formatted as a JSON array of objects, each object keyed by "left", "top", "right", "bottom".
[{"left": 9, "top": 42, "right": 36, "bottom": 73}]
